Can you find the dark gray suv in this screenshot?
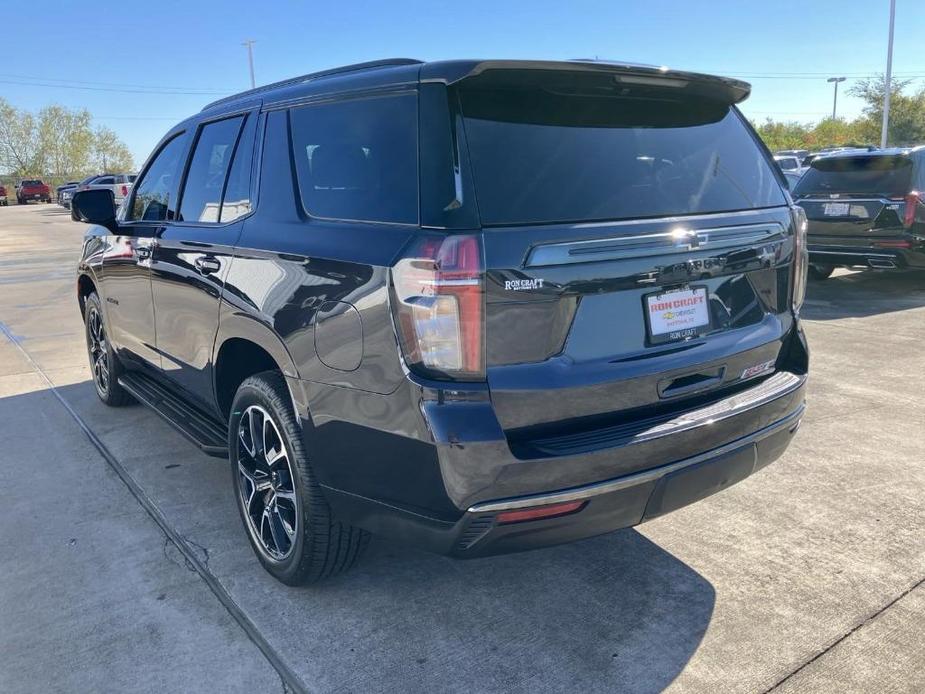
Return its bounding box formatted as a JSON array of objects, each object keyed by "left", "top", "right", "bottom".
[{"left": 71, "top": 59, "right": 809, "bottom": 584}]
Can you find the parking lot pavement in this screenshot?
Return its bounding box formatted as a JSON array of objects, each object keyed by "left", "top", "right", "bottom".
[{"left": 1, "top": 203, "right": 923, "bottom": 693}]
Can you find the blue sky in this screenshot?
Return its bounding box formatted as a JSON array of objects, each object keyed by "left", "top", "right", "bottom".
[{"left": 4, "top": 0, "right": 923, "bottom": 167}]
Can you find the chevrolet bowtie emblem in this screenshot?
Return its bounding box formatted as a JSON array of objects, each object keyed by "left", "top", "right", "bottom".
[{"left": 672, "top": 229, "right": 706, "bottom": 250}]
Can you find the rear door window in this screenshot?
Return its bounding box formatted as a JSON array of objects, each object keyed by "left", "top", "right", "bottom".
[
  {"left": 179, "top": 116, "right": 244, "bottom": 223},
  {"left": 459, "top": 86, "right": 786, "bottom": 226},
  {"left": 794, "top": 155, "right": 913, "bottom": 197},
  {"left": 289, "top": 93, "right": 418, "bottom": 224},
  {"left": 219, "top": 115, "right": 256, "bottom": 223}
]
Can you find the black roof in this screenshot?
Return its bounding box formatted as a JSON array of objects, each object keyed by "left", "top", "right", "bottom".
[
  {"left": 816, "top": 147, "right": 919, "bottom": 159},
  {"left": 200, "top": 58, "right": 752, "bottom": 115}
]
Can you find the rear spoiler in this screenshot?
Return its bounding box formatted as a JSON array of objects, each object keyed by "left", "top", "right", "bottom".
[{"left": 420, "top": 59, "right": 751, "bottom": 104}]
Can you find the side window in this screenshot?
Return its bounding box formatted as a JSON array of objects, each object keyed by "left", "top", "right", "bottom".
[
  {"left": 178, "top": 116, "right": 244, "bottom": 223},
  {"left": 97, "top": 177, "right": 115, "bottom": 185},
  {"left": 289, "top": 93, "right": 418, "bottom": 224},
  {"left": 130, "top": 134, "right": 188, "bottom": 221},
  {"left": 220, "top": 115, "right": 256, "bottom": 223}
]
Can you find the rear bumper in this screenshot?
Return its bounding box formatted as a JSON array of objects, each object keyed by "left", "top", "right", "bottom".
[
  {"left": 808, "top": 238, "right": 925, "bottom": 269},
  {"left": 312, "top": 326, "right": 808, "bottom": 557},
  {"left": 322, "top": 398, "right": 804, "bottom": 557}
]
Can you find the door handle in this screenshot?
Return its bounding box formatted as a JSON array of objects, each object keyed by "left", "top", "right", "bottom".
[{"left": 195, "top": 256, "right": 221, "bottom": 275}]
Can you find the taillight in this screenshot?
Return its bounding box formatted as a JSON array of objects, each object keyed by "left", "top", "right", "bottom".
[
  {"left": 391, "top": 234, "right": 485, "bottom": 380},
  {"left": 904, "top": 192, "right": 919, "bottom": 228},
  {"left": 791, "top": 206, "right": 808, "bottom": 312},
  {"left": 121, "top": 185, "right": 128, "bottom": 196}
]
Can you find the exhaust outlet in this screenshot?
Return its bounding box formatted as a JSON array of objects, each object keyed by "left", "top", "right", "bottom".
[{"left": 868, "top": 258, "right": 897, "bottom": 269}]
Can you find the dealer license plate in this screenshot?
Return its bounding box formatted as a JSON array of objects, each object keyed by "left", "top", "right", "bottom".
[{"left": 645, "top": 286, "right": 711, "bottom": 345}]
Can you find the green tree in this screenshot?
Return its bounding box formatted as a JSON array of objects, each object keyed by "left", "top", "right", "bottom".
[
  {"left": 848, "top": 76, "right": 925, "bottom": 146},
  {"left": 92, "top": 126, "right": 134, "bottom": 172},
  {"left": 37, "top": 104, "right": 94, "bottom": 177},
  {"left": 804, "top": 118, "right": 869, "bottom": 149},
  {"left": 0, "top": 98, "right": 41, "bottom": 176},
  {"left": 0, "top": 100, "right": 134, "bottom": 179},
  {"left": 754, "top": 119, "right": 811, "bottom": 152}
]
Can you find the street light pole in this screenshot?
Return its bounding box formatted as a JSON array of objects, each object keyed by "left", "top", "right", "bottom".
[
  {"left": 242, "top": 40, "right": 256, "bottom": 89},
  {"left": 827, "top": 77, "right": 846, "bottom": 119},
  {"left": 881, "top": 0, "right": 896, "bottom": 148}
]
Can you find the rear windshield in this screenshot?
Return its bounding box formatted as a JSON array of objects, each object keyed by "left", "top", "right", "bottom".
[
  {"left": 459, "top": 87, "right": 786, "bottom": 226},
  {"left": 794, "top": 155, "right": 913, "bottom": 197},
  {"left": 21, "top": 180, "right": 42, "bottom": 186},
  {"left": 776, "top": 158, "right": 798, "bottom": 171}
]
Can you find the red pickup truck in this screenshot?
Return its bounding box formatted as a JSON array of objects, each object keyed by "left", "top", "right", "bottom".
[
  {"left": 16, "top": 179, "right": 51, "bottom": 204},
  {"left": 0, "top": 185, "right": 8, "bottom": 206}
]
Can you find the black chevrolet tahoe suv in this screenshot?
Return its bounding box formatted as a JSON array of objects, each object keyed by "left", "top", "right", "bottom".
[
  {"left": 71, "top": 58, "right": 809, "bottom": 585},
  {"left": 792, "top": 147, "right": 925, "bottom": 278}
]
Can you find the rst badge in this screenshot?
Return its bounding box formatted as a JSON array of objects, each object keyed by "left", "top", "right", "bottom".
[{"left": 741, "top": 360, "right": 775, "bottom": 380}]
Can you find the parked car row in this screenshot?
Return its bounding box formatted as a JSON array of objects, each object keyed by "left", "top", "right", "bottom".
[
  {"left": 59, "top": 173, "right": 137, "bottom": 209},
  {"left": 774, "top": 145, "right": 880, "bottom": 172},
  {"left": 0, "top": 173, "right": 136, "bottom": 208}
]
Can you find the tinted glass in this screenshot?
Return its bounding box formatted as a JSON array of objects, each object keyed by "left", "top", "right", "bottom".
[
  {"left": 290, "top": 93, "right": 418, "bottom": 224},
  {"left": 179, "top": 116, "right": 243, "bottom": 223},
  {"left": 460, "top": 88, "right": 786, "bottom": 225},
  {"left": 220, "top": 115, "right": 255, "bottom": 222},
  {"left": 776, "top": 158, "right": 798, "bottom": 171},
  {"left": 96, "top": 177, "right": 115, "bottom": 185},
  {"left": 794, "top": 155, "right": 913, "bottom": 197},
  {"left": 21, "top": 180, "right": 41, "bottom": 186},
  {"left": 130, "top": 134, "right": 188, "bottom": 221}
]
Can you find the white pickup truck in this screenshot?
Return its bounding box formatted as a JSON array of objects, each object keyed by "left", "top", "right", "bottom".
[{"left": 75, "top": 173, "right": 137, "bottom": 206}]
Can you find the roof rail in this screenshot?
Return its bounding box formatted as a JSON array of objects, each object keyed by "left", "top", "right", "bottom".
[{"left": 201, "top": 58, "right": 423, "bottom": 111}]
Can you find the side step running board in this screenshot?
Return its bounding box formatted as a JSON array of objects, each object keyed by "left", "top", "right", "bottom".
[{"left": 117, "top": 372, "right": 229, "bottom": 458}]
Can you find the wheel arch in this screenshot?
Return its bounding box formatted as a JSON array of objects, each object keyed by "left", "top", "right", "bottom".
[
  {"left": 77, "top": 271, "right": 98, "bottom": 318},
  {"left": 212, "top": 315, "right": 308, "bottom": 422}
]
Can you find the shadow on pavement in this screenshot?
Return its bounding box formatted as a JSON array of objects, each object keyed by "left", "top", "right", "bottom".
[
  {"left": 35, "top": 206, "right": 73, "bottom": 217},
  {"left": 802, "top": 268, "right": 925, "bottom": 320},
  {"left": 7, "top": 378, "right": 717, "bottom": 694}
]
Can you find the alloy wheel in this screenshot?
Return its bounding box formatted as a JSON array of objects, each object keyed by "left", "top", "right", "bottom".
[
  {"left": 87, "top": 308, "right": 110, "bottom": 396},
  {"left": 236, "top": 405, "right": 299, "bottom": 560}
]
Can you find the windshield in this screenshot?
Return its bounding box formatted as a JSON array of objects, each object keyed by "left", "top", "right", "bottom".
[
  {"left": 459, "top": 87, "right": 785, "bottom": 225},
  {"left": 776, "top": 158, "right": 798, "bottom": 170},
  {"left": 794, "top": 155, "right": 913, "bottom": 197},
  {"left": 21, "top": 180, "right": 41, "bottom": 186}
]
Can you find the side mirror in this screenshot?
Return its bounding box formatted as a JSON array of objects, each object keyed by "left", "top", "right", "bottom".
[{"left": 71, "top": 189, "right": 117, "bottom": 231}]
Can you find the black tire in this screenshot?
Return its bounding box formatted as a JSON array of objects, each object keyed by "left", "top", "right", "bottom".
[
  {"left": 808, "top": 263, "right": 835, "bottom": 281},
  {"left": 84, "top": 292, "right": 132, "bottom": 406},
  {"left": 229, "top": 371, "right": 369, "bottom": 585}
]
